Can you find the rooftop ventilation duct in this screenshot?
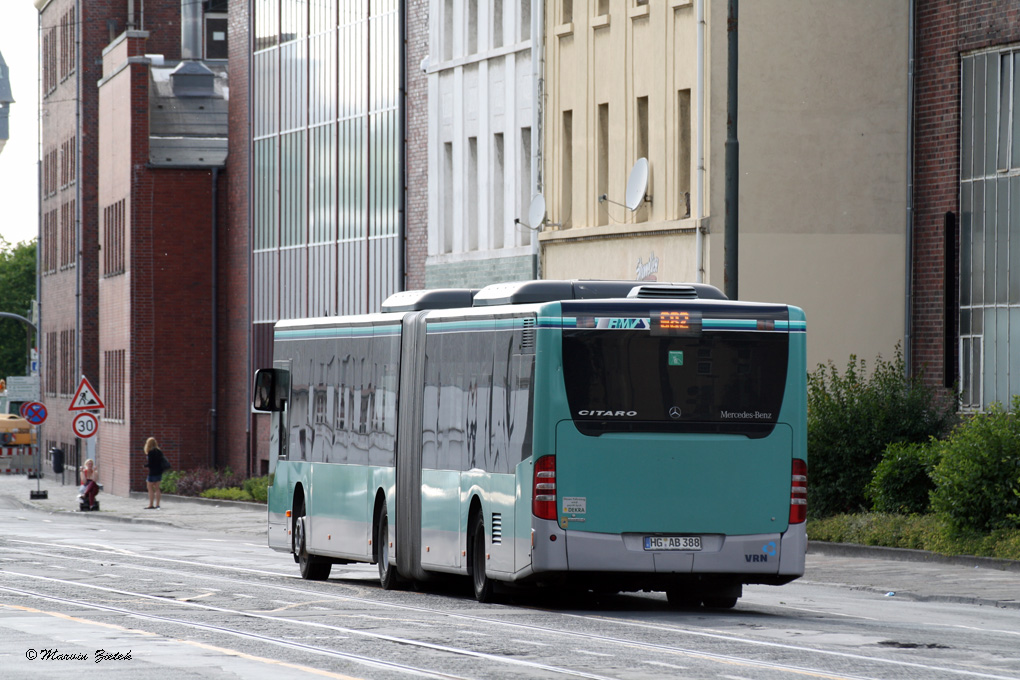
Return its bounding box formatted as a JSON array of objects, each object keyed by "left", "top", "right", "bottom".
[
  {"left": 181, "top": 0, "right": 203, "bottom": 60},
  {"left": 170, "top": 60, "right": 216, "bottom": 97}
]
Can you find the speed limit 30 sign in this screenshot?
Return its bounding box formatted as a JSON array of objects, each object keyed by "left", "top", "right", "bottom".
[{"left": 73, "top": 412, "right": 99, "bottom": 438}]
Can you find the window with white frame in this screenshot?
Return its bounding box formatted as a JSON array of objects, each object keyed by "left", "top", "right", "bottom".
[{"left": 959, "top": 48, "right": 1020, "bottom": 410}]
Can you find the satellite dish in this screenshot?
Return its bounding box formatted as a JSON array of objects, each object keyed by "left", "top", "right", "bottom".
[
  {"left": 528, "top": 194, "right": 547, "bottom": 230},
  {"left": 625, "top": 158, "right": 649, "bottom": 211}
]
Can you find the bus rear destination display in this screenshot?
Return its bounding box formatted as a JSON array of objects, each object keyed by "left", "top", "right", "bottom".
[{"left": 651, "top": 309, "right": 702, "bottom": 336}]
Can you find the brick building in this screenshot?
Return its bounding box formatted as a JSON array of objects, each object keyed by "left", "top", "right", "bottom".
[
  {"left": 37, "top": 0, "right": 249, "bottom": 494},
  {"left": 37, "top": 0, "right": 120, "bottom": 477},
  {"left": 912, "top": 1, "right": 1020, "bottom": 409}
]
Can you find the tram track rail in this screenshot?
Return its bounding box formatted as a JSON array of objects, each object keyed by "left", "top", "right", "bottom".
[{"left": 3, "top": 538, "right": 1019, "bottom": 680}]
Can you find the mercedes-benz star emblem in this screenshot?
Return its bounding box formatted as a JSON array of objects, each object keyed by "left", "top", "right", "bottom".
[{"left": 669, "top": 406, "right": 682, "bottom": 419}]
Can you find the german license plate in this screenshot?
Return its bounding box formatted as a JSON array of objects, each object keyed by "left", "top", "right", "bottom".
[{"left": 643, "top": 535, "right": 702, "bottom": 551}]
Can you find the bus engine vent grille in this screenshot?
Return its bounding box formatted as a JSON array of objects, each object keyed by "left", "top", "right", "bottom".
[
  {"left": 491, "top": 513, "right": 502, "bottom": 544},
  {"left": 628, "top": 285, "right": 699, "bottom": 300},
  {"left": 521, "top": 318, "right": 536, "bottom": 353}
]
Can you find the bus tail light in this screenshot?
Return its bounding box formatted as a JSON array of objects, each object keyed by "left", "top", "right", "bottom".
[
  {"left": 532, "top": 455, "right": 557, "bottom": 520},
  {"left": 790, "top": 459, "right": 807, "bottom": 524}
]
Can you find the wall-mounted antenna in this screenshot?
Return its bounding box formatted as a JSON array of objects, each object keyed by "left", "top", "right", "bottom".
[
  {"left": 599, "top": 158, "right": 652, "bottom": 211},
  {"left": 515, "top": 194, "right": 560, "bottom": 231}
]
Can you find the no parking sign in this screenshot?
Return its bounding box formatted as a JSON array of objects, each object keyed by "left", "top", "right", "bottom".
[{"left": 21, "top": 401, "right": 48, "bottom": 425}]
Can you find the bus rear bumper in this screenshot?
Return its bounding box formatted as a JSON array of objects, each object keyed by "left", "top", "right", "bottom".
[{"left": 532, "top": 524, "right": 806, "bottom": 583}]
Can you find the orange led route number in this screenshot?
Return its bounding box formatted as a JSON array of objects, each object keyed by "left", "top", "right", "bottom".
[{"left": 650, "top": 310, "right": 702, "bottom": 337}]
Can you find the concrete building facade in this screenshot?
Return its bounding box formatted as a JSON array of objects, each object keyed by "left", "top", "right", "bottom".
[
  {"left": 539, "top": 0, "right": 911, "bottom": 373},
  {"left": 424, "top": 0, "right": 538, "bottom": 288}
]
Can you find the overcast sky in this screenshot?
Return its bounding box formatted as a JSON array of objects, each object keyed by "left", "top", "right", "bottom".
[{"left": 0, "top": 1, "right": 40, "bottom": 248}]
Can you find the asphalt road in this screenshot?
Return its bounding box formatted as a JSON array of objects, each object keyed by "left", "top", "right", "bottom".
[{"left": 1, "top": 473, "right": 1019, "bottom": 680}]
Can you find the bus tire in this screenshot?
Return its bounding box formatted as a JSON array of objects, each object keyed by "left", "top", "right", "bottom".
[
  {"left": 702, "top": 595, "right": 738, "bottom": 609},
  {"left": 296, "top": 516, "right": 331, "bottom": 581},
  {"left": 468, "top": 512, "right": 494, "bottom": 603},
  {"left": 376, "top": 503, "right": 399, "bottom": 590}
]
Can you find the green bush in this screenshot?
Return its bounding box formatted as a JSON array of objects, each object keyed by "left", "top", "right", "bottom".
[
  {"left": 930, "top": 396, "right": 1020, "bottom": 534},
  {"left": 807, "top": 345, "right": 956, "bottom": 517},
  {"left": 867, "top": 440, "right": 941, "bottom": 515},
  {"left": 201, "top": 487, "right": 254, "bottom": 502},
  {"left": 160, "top": 470, "right": 184, "bottom": 495},
  {"left": 807, "top": 513, "right": 1020, "bottom": 560},
  {"left": 242, "top": 476, "right": 270, "bottom": 503},
  {"left": 158, "top": 469, "right": 268, "bottom": 503}
]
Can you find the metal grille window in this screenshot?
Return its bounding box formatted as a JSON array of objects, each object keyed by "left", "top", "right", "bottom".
[{"left": 960, "top": 49, "right": 1020, "bottom": 410}]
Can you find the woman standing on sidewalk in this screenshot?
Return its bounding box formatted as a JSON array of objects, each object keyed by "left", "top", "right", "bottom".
[{"left": 144, "top": 437, "right": 164, "bottom": 509}]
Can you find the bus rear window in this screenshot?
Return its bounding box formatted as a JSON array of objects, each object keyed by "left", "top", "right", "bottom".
[{"left": 562, "top": 328, "right": 789, "bottom": 438}]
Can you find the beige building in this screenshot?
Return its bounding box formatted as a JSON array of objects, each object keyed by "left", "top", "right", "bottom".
[{"left": 540, "top": 0, "right": 909, "bottom": 370}]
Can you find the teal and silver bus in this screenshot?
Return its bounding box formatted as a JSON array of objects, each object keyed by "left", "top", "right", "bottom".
[{"left": 253, "top": 281, "right": 807, "bottom": 607}]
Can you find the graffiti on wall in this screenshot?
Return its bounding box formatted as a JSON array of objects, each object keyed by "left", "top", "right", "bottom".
[{"left": 635, "top": 252, "right": 659, "bottom": 282}]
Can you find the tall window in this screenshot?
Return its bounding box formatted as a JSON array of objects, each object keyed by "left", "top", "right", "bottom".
[
  {"left": 492, "top": 133, "right": 505, "bottom": 248},
  {"left": 59, "top": 329, "right": 76, "bottom": 396},
  {"left": 103, "top": 199, "right": 125, "bottom": 276},
  {"left": 468, "top": 137, "right": 478, "bottom": 250},
  {"left": 677, "top": 88, "right": 691, "bottom": 218},
  {"left": 443, "top": 142, "right": 454, "bottom": 252},
  {"left": 104, "top": 350, "right": 126, "bottom": 421},
  {"left": 60, "top": 200, "right": 76, "bottom": 268},
  {"left": 492, "top": 0, "right": 503, "bottom": 49},
  {"left": 597, "top": 103, "right": 609, "bottom": 226},
  {"left": 959, "top": 49, "right": 1020, "bottom": 410},
  {"left": 60, "top": 8, "right": 76, "bottom": 80},
  {"left": 43, "top": 209, "right": 59, "bottom": 274},
  {"left": 468, "top": 0, "right": 478, "bottom": 54},
  {"left": 45, "top": 332, "right": 57, "bottom": 396},
  {"left": 520, "top": 127, "right": 532, "bottom": 246},
  {"left": 561, "top": 110, "right": 573, "bottom": 228}
]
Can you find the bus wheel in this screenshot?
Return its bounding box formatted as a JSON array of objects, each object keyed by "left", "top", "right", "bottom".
[
  {"left": 469, "top": 513, "right": 494, "bottom": 603},
  {"left": 376, "top": 503, "right": 399, "bottom": 590},
  {"left": 296, "top": 517, "right": 331, "bottom": 581},
  {"left": 702, "top": 595, "right": 738, "bottom": 609}
]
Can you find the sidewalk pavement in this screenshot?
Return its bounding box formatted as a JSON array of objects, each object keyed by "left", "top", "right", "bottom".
[
  {"left": 1, "top": 472, "right": 1018, "bottom": 609},
  {"left": 0, "top": 471, "right": 265, "bottom": 537}
]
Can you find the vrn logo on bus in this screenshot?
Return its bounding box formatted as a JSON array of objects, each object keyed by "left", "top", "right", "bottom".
[{"left": 746, "top": 541, "right": 777, "bottom": 563}]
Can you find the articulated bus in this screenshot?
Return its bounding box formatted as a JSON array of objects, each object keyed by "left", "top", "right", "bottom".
[{"left": 252, "top": 280, "right": 807, "bottom": 607}]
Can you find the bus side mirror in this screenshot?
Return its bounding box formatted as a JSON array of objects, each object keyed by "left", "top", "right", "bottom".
[{"left": 252, "top": 369, "right": 286, "bottom": 412}]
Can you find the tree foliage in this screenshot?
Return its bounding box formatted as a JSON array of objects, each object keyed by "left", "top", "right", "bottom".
[{"left": 0, "top": 237, "right": 37, "bottom": 380}]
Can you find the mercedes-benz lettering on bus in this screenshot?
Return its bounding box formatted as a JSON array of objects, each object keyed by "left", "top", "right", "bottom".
[{"left": 252, "top": 281, "right": 807, "bottom": 608}]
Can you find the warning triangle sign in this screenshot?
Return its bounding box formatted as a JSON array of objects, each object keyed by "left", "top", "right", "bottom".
[{"left": 69, "top": 376, "right": 105, "bottom": 411}]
